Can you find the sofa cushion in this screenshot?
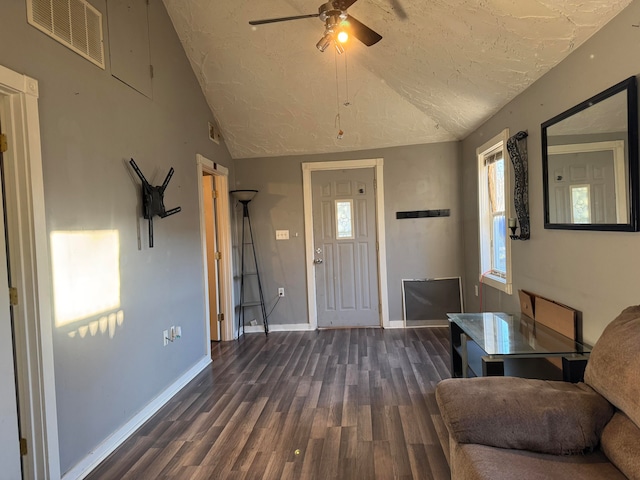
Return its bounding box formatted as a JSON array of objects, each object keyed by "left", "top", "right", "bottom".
[
  {"left": 451, "top": 441, "right": 627, "bottom": 480},
  {"left": 584, "top": 305, "right": 640, "bottom": 429},
  {"left": 436, "top": 377, "right": 613, "bottom": 455},
  {"left": 600, "top": 412, "right": 640, "bottom": 479}
]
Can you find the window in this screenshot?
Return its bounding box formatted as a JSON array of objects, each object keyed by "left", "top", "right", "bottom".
[
  {"left": 478, "top": 129, "right": 512, "bottom": 294},
  {"left": 570, "top": 185, "right": 591, "bottom": 223},
  {"left": 335, "top": 200, "right": 354, "bottom": 239}
]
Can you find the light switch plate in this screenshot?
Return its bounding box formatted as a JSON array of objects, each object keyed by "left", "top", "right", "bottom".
[{"left": 276, "top": 230, "right": 289, "bottom": 240}]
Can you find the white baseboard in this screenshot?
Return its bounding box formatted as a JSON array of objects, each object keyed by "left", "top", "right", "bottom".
[
  {"left": 387, "top": 320, "right": 405, "bottom": 329},
  {"left": 62, "top": 356, "right": 212, "bottom": 480},
  {"left": 243, "top": 323, "right": 314, "bottom": 334}
]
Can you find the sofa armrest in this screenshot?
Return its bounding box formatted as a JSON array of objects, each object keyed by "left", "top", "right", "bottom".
[{"left": 436, "top": 377, "right": 614, "bottom": 455}]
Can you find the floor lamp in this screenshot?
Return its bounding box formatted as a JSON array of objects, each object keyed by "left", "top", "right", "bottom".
[{"left": 231, "top": 190, "right": 268, "bottom": 337}]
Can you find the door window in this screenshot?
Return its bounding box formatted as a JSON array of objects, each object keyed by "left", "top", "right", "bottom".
[{"left": 335, "top": 200, "right": 354, "bottom": 239}]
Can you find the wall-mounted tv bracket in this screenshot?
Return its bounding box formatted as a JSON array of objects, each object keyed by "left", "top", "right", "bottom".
[{"left": 129, "top": 158, "right": 181, "bottom": 247}]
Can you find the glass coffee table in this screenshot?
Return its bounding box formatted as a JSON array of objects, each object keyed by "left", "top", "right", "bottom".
[{"left": 447, "top": 312, "right": 592, "bottom": 382}]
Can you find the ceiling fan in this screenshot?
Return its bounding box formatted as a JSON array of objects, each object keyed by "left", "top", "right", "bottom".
[{"left": 249, "top": 0, "right": 382, "bottom": 53}]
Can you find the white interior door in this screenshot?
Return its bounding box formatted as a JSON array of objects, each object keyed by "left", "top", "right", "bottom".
[
  {"left": 0, "top": 146, "right": 23, "bottom": 478},
  {"left": 312, "top": 168, "right": 379, "bottom": 328}
]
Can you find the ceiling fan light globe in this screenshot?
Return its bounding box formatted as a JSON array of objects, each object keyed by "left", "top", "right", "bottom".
[{"left": 316, "top": 33, "right": 332, "bottom": 52}]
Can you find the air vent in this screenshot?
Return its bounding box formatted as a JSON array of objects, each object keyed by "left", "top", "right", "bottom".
[{"left": 27, "top": 0, "right": 105, "bottom": 69}]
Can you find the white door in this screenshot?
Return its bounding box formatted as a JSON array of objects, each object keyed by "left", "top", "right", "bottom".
[
  {"left": 312, "top": 168, "right": 379, "bottom": 328},
  {"left": 549, "top": 149, "right": 618, "bottom": 224},
  {"left": 0, "top": 145, "right": 23, "bottom": 478}
]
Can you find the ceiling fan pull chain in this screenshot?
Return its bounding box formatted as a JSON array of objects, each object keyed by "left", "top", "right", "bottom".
[
  {"left": 334, "top": 47, "right": 341, "bottom": 112},
  {"left": 344, "top": 50, "right": 351, "bottom": 107},
  {"left": 334, "top": 48, "right": 344, "bottom": 139}
]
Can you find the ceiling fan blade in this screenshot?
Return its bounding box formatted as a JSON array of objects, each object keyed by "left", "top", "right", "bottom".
[
  {"left": 249, "top": 13, "right": 319, "bottom": 26},
  {"left": 346, "top": 15, "right": 382, "bottom": 46},
  {"left": 332, "top": 0, "right": 359, "bottom": 10}
]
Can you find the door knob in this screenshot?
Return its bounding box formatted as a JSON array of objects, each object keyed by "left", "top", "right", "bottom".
[{"left": 313, "top": 258, "right": 323, "bottom": 264}]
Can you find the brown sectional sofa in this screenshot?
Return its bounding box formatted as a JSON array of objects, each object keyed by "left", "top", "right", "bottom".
[{"left": 436, "top": 305, "right": 640, "bottom": 479}]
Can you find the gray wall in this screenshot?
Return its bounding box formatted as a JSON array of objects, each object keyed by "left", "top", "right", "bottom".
[
  {"left": 0, "top": 0, "right": 233, "bottom": 474},
  {"left": 461, "top": 0, "right": 640, "bottom": 345},
  {"left": 233, "top": 142, "right": 463, "bottom": 325}
]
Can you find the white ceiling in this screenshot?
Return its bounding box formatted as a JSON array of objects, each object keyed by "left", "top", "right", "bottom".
[{"left": 162, "top": 0, "right": 632, "bottom": 159}]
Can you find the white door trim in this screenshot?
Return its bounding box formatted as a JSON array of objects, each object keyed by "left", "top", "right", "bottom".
[
  {"left": 302, "top": 158, "right": 389, "bottom": 329},
  {"left": 0, "top": 64, "right": 60, "bottom": 479},
  {"left": 196, "top": 154, "right": 235, "bottom": 342}
]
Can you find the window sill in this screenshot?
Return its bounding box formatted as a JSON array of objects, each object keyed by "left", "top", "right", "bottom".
[{"left": 480, "top": 273, "right": 512, "bottom": 295}]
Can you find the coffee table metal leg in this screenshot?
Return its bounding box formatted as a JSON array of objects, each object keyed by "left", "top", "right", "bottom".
[
  {"left": 482, "top": 356, "right": 505, "bottom": 376},
  {"left": 562, "top": 355, "right": 589, "bottom": 383},
  {"left": 461, "top": 333, "right": 468, "bottom": 378}
]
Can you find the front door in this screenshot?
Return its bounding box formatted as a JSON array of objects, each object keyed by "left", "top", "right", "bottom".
[
  {"left": 548, "top": 145, "right": 623, "bottom": 224},
  {"left": 312, "top": 168, "right": 379, "bottom": 328},
  {"left": 0, "top": 130, "right": 23, "bottom": 478}
]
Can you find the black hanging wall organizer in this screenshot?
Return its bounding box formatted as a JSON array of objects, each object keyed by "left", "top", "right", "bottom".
[
  {"left": 506, "top": 131, "right": 530, "bottom": 240},
  {"left": 129, "top": 158, "right": 181, "bottom": 247}
]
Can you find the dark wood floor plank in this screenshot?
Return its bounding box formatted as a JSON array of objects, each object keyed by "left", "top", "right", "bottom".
[
  {"left": 385, "top": 406, "right": 413, "bottom": 478},
  {"left": 357, "top": 404, "right": 374, "bottom": 442},
  {"left": 85, "top": 327, "right": 452, "bottom": 479},
  {"left": 398, "top": 404, "right": 423, "bottom": 445},
  {"left": 408, "top": 443, "right": 436, "bottom": 480},
  {"left": 341, "top": 384, "right": 358, "bottom": 427},
  {"left": 356, "top": 440, "right": 376, "bottom": 479},
  {"left": 317, "top": 426, "right": 341, "bottom": 479},
  {"left": 299, "top": 437, "right": 325, "bottom": 479},
  {"left": 373, "top": 440, "right": 395, "bottom": 479}
]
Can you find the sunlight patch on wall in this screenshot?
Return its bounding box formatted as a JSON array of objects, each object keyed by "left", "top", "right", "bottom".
[
  {"left": 66, "top": 310, "right": 124, "bottom": 340},
  {"left": 51, "top": 230, "right": 121, "bottom": 329}
]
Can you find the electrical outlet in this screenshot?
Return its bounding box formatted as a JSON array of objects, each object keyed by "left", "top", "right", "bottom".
[
  {"left": 278, "top": 287, "right": 285, "bottom": 297},
  {"left": 475, "top": 285, "right": 479, "bottom": 297},
  {"left": 163, "top": 330, "right": 169, "bottom": 346},
  {"left": 175, "top": 326, "right": 182, "bottom": 338},
  {"left": 170, "top": 326, "right": 176, "bottom": 341}
]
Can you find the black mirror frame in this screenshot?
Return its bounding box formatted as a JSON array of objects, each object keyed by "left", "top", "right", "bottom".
[{"left": 541, "top": 76, "right": 639, "bottom": 231}]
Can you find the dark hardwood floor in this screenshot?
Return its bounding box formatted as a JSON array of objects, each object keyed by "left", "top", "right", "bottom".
[{"left": 86, "top": 328, "right": 452, "bottom": 479}]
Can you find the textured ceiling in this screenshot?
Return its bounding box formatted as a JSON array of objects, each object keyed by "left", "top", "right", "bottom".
[{"left": 162, "top": 0, "right": 632, "bottom": 159}]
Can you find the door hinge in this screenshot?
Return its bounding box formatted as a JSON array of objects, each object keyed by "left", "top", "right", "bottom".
[
  {"left": 9, "top": 287, "right": 18, "bottom": 306},
  {"left": 0, "top": 133, "right": 7, "bottom": 153},
  {"left": 214, "top": 251, "right": 222, "bottom": 260},
  {"left": 149, "top": 64, "right": 154, "bottom": 79},
  {"left": 20, "top": 438, "right": 27, "bottom": 456},
  {"left": 212, "top": 189, "right": 218, "bottom": 199},
  {"left": 373, "top": 179, "right": 377, "bottom": 190},
  {"left": 218, "top": 313, "right": 224, "bottom": 322}
]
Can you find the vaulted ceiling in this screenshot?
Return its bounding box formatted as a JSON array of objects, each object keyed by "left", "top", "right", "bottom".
[{"left": 162, "top": 0, "right": 632, "bottom": 159}]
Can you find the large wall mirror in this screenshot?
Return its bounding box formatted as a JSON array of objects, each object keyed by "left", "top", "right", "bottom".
[{"left": 542, "top": 76, "right": 639, "bottom": 231}]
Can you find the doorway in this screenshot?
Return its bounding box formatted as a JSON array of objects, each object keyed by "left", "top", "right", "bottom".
[
  {"left": 0, "top": 114, "right": 23, "bottom": 479},
  {"left": 197, "top": 155, "right": 235, "bottom": 342},
  {"left": 202, "top": 173, "right": 221, "bottom": 341},
  {"left": 0, "top": 64, "right": 60, "bottom": 478},
  {"left": 302, "top": 159, "right": 390, "bottom": 329}
]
